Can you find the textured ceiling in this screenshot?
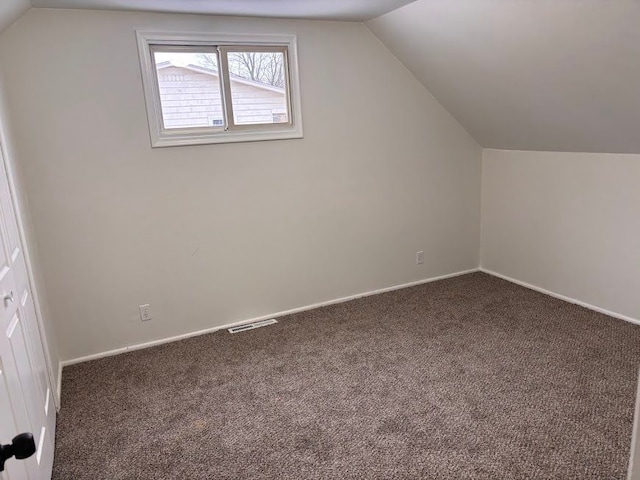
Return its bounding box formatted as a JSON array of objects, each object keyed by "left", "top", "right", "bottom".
[
  {"left": 28, "top": 0, "right": 418, "bottom": 21},
  {"left": 368, "top": 0, "right": 640, "bottom": 153}
]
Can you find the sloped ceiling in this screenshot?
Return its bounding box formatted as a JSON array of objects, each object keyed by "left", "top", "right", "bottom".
[
  {"left": 0, "top": 0, "right": 29, "bottom": 32},
  {"left": 28, "top": 0, "right": 417, "bottom": 21},
  {"left": 368, "top": 0, "right": 640, "bottom": 154}
]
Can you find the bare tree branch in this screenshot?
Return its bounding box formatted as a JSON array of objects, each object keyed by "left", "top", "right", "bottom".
[
  {"left": 229, "top": 52, "right": 285, "bottom": 88},
  {"left": 197, "top": 53, "right": 218, "bottom": 71},
  {"left": 196, "top": 51, "right": 285, "bottom": 88}
]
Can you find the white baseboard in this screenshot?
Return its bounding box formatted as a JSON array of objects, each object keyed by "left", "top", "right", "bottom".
[
  {"left": 61, "top": 267, "right": 480, "bottom": 368},
  {"left": 480, "top": 267, "right": 640, "bottom": 326}
]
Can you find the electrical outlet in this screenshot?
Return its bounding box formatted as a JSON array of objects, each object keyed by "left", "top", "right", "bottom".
[
  {"left": 139, "top": 304, "right": 152, "bottom": 322},
  {"left": 416, "top": 251, "right": 424, "bottom": 265}
]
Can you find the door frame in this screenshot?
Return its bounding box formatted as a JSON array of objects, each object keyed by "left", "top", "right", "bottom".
[{"left": 628, "top": 369, "right": 640, "bottom": 479}]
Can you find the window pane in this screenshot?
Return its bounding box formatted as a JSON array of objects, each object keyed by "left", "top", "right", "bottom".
[
  {"left": 227, "top": 51, "right": 289, "bottom": 125},
  {"left": 153, "top": 50, "right": 224, "bottom": 129}
]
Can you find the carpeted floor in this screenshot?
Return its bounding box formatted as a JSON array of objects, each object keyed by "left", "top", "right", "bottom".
[{"left": 53, "top": 272, "right": 640, "bottom": 479}]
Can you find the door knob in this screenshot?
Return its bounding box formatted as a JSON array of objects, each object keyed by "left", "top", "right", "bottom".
[
  {"left": 0, "top": 432, "right": 36, "bottom": 472},
  {"left": 3, "top": 291, "right": 13, "bottom": 304}
]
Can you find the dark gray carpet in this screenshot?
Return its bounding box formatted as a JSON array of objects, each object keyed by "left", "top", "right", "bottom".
[{"left": 53, "top": 272, "right": 640, "bottom": 479}]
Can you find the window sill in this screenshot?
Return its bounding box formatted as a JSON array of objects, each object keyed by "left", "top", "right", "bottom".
[{"left": 151, "top": 126, "right": 304, "bottom": 148}]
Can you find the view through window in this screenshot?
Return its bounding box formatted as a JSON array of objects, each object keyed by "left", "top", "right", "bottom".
[{"left": 152, "top": 48, "right": 289, "bottom": 130}]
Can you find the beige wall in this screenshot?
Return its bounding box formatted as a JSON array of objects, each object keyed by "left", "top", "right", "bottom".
[
  {"left": 481, "top": 149, "right": 640, "bottom": 321},
  {"left": 0, "top": 9, "right": 481, "bottom": 361}
]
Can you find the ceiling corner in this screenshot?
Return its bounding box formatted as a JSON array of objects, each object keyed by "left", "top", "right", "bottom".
[{"left": 0, "top": 0, "right": 31, "bottom": 34}]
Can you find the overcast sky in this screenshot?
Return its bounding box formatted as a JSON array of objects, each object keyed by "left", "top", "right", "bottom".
[{"left": 154, "top": 51, "right": 211, "bottom": 67}]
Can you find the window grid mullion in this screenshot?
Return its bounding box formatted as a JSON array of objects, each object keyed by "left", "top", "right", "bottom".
[{"left": 217, "top": 47, "right": 237, "bottom": 131}]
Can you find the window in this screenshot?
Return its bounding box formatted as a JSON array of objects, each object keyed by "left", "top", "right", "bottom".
[{"left": 136, "top": 32, "right": 303, "bottom": 147}]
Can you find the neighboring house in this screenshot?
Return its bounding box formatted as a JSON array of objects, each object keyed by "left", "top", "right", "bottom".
[{"left": 155, "top": 61, "right": 288, "bottom": 128}]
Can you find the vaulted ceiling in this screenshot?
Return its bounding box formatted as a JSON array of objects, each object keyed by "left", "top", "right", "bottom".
[
  {"left": 367, "top": 0, "right": 640, "bottom": 154},
  {"left": 15, "top": 0, "right": 417, "bottom": 22},
  {"left": 1, "top": 0, "right": 639, "bottom": 154}
]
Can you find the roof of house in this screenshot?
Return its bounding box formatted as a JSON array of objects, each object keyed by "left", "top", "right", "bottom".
[{"left": 156, "top": 61, "right": 286, "bottom": 95}]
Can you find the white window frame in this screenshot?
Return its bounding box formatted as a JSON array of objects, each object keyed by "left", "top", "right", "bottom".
[{"left": 136, "top": 31, "right": 304, "bottom": 148}]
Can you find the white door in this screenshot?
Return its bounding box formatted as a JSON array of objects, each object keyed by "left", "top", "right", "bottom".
[{"left": 0, "top": 146, "right": 55, "bottom": 479}]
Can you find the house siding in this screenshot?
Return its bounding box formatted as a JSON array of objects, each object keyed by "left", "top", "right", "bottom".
[{"left": 157, "top": 66, "right": 287, "bottom": 128}]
